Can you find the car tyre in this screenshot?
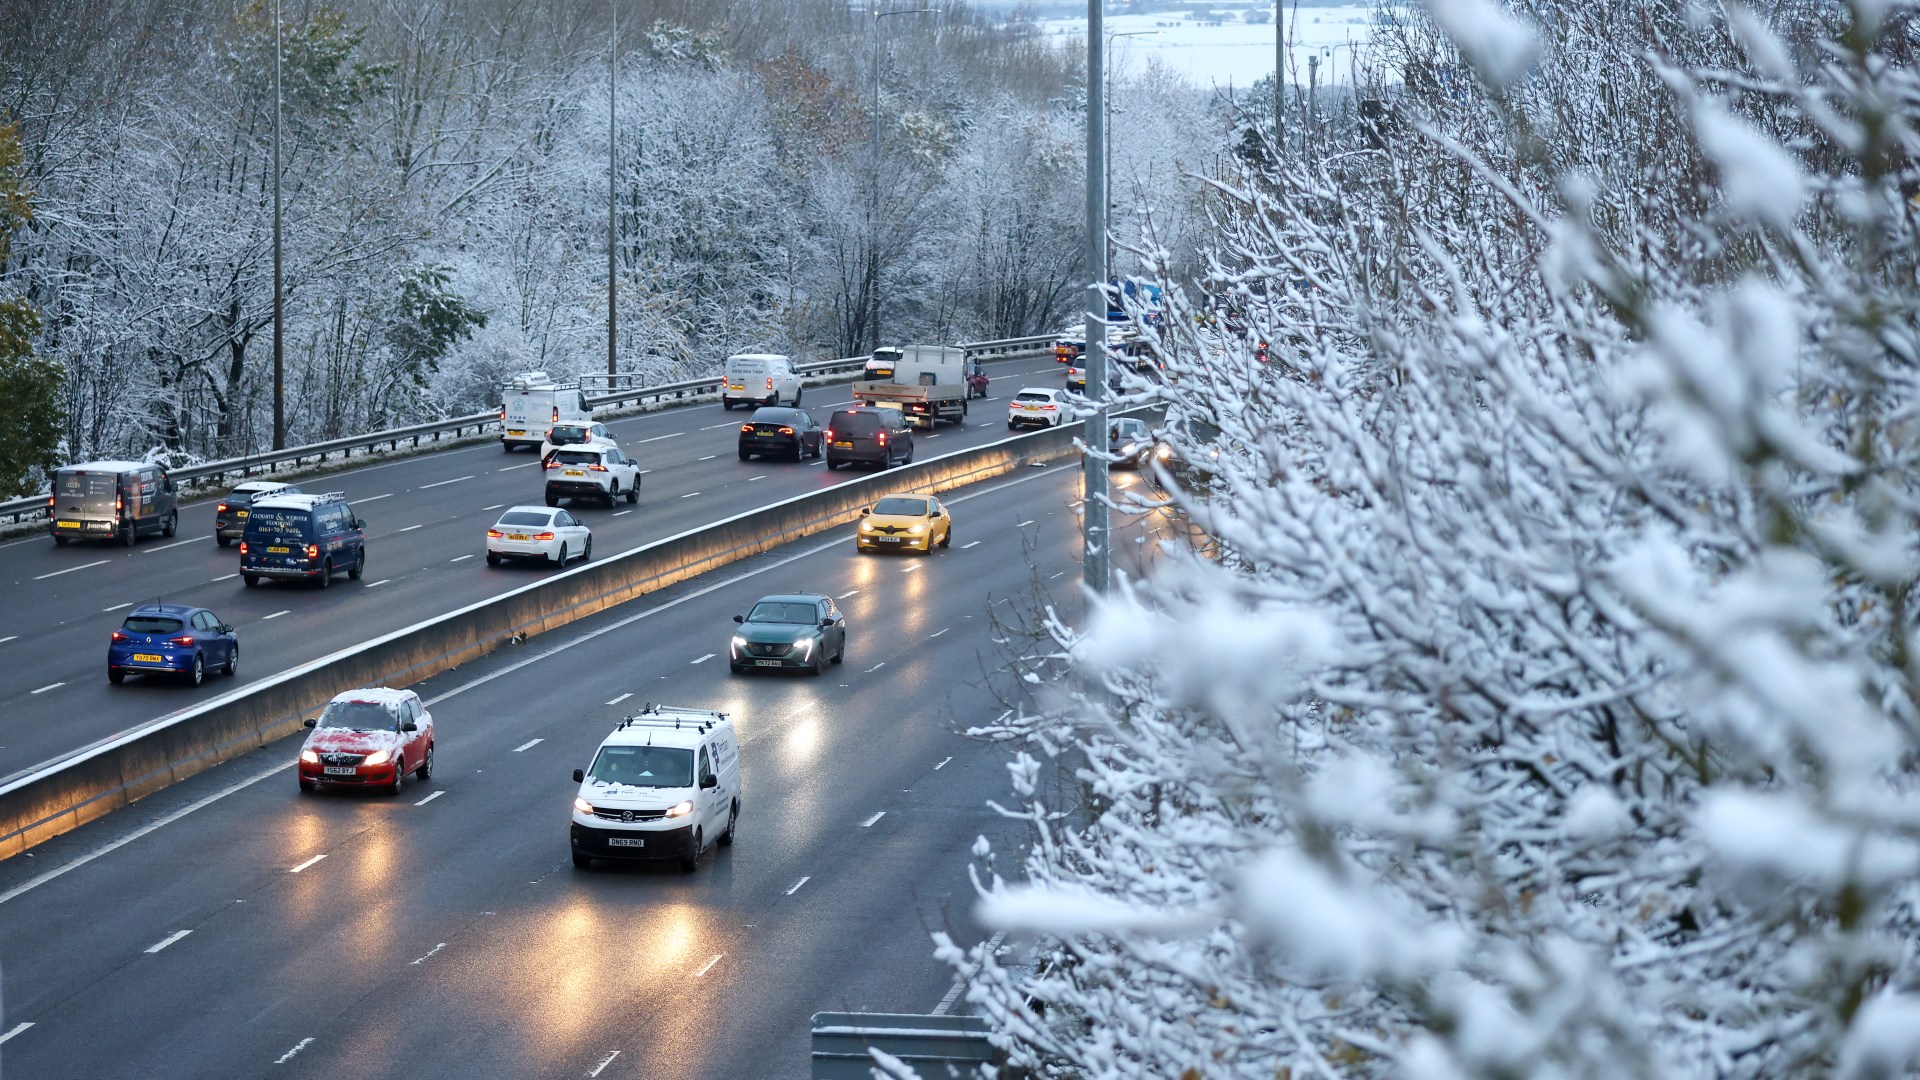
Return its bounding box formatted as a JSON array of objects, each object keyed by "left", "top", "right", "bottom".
[
  {"left": 572, "top": 851, "right": 592, "bottom": 869},
  {"left": 719, "top": 800, "right": 738, "bottom": 846},
  {"left": 1007, "top": 421, "right": 1017, "bottom": 431},
  {"left": 793, "top": 387, "right": 803, "bottom": 406},
  {"left": 385, "top": 760, "right": 404, "bottom": 796},
  {"left": 604, "top": 482, "right": 618, "bottom": 508},
  {"left": 187, "top": 653, "right": 204, "bottom": 687},
  {"left": 417, "top": 742, "right": 433, "bottom": 780},
  {"left": 318, "top": 558, "right": 332, "bottom": 588},
  {"left": 224, "top": 642, "right": 238, "bottom": 676},
  {"left": 162, "top": 511, "right": 178, "bottom": 538},
  {"left": 349, "top": 550, "right": 364, "bottom": 581},
  {"left": 299, "top": 779, "right": 316, "bottom": 793},
  {"left": 216, "top": 535, "right": 230, "bottom": 548},
  {"left": 53, "top": 535, "right": 68, "bottom": 546},
  {"left": 108, "top": 668, "right": 125, "bottom": 685},
  {"left": 729, "top": 663, "right": 746, "bottom": 674},
  {"left": 243, "top": 573, "right": 259, "bottom": 588},
  {"left": 738, "top": 448, "right": 751, "bottom": 461},
  {"left": 812, "top": 646, "right": 827, "bottom": 676},
  {"left": 940, "top": 527, "right": 952, "bottom": 549},
  {"left": 581, "top": 537, "right": 592, "bottom": 561},
  {"left": 680, "top": 829, "right": 702, "bottom": 872},
  {"left": 554, "top": 543, "right": 567, "bottom": 566},
  {"left": 121, "top": 523, "right": 136, "bottom": 547},
  {"left": 486, "top": 552, "right": 502, "bottom": 567},
  {"left": 626, "top": 477, "right": 639, "bottom": 500},
  {"left": 826, "top": 458, "right": 840, "bottom": 471}
]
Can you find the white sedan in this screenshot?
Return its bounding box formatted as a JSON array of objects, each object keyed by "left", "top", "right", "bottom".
[{"left": 486, "top": 506, "right": 592, "bottom": 567}]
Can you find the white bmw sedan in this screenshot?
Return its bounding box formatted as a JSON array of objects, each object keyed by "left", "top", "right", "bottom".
[{"left": 486, "top": 505, "right": 592, "bottom": 567}]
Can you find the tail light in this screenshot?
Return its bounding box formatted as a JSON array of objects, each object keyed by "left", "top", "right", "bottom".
[
  {"left": 741, "top": 424, "right": 753, "bottom": 433},
  {"left": 305, "top": 544, "right": 320, "bottom": 559},
  {"left": 778, "top": 426, "right": 794, "bottom": 435},
  {"left": 824, "top": 428, "right": 834, "bottom": 441},
  {"left": 487, "top": 529, "right": 504, "bottom": 538},
  {"left": 766, "top": 377, "right": 774, "bottom": 391},
  {"left": 117, "top": 496, "right": 124, "bottom": 513},
  {"left": 239, "top": 541, "right": 248, "bottom": 556},
  {"left": 877, "top": 432, "right": 888, "bottom": 446},
  {"left": 534, "top": 531, "right": 555, "bottom": 541},
  {"left": 216, "top": 503, "right": 229, "bottom": 514},
  {"left": 498, "top": 407, "right": 505, "bottom": 422},
  {"left": 167, "top": 635, "right": 195, "bottom": 646},
  {"left": 47, "top": 494, "right": 55, "bottom": 511},
  {"left": 545, "top": 459, "right": 560, "bottom": 469},
  {"left": 588, "top": 464, "right": 608, "bottom": 472},
  {"left": 1041, "top": 404, "right": 1057, "bottom": 411},
  {"left": 552, "top": 406, "right": 560, "bottom": 422},
  {"left": 111, "top": 630, "right": 131, "bottom": 643}
]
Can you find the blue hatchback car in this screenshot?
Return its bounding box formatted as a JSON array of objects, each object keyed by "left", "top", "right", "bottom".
[{"left": 107, "top": 604, "right": 238, "bottom": 686}]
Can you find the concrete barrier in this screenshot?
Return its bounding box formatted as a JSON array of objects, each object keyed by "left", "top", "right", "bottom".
[{"left": 0, "top": 423, "right": 1084, "bottom": 860}]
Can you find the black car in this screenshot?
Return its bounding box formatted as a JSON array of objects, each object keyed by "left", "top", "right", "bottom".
[
  {"left": 738, "top": 407, "right": 824, "bottom": 462},
  {"left": 825, "top": 407, "right": 914, "bottom": 470},
  {"left": 214, "top": 480, "right": 302, "bottom": 546},
  {"left": 239, "top": 491, "right": 366, "bottom": 588}
]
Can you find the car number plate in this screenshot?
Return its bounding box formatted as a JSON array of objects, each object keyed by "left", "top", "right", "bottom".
[
  {"left": 56, "top": 519, "right": 79, "bottom": 529},
  {"left": 508, "top": 533, "right": 529, "bottom": 541},
  {"left": 608, "top": 837, "right": 646, "bottom": 848},
  {"left": 755, "top": 659, "right": 784, "bottom": 667},
  {"left": 322, "top": 766, "right": 358, "bottom": 776},
  {"left": 833, "top": 440, "right": 852, "bottom": 448},
  {"left": 878, "top": 536, "right": 900, "bottom": 543},
  {"left": 236, "top": 510, "right": 249, "bottom": 519},
  {"left": 564, "top": 469, "right": 585, "bottom": 477},
  {"left": 132, "top": 652, "right": 164, "bottom": 662},
  {"left": 507, "top": 429, "right": 526, "bottom": 436},
  {"left": 268, "top": 545, "right": 291, "bottom": 554},
  {"left": 88, "top": 521, "right": 111, "bottom": 531}
]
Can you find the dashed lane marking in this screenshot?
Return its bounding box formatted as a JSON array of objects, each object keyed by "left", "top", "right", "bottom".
[
  {"left": 34, "top": 559, "right": 106, "bottom": 580},
  {"left": 614, "top": 509, "right": 634, "bottom": 517},
  {"left": 901, "top": 563, "right": 922, "bottom": 573},
  {"left": 838, "top": 589, "right": 860, "bottom": 599},
  {"left": 450, "top": 554, "right": 474, "bottom": 563},
  {"left": 864, "top": 663, "right": 885, "bottom": 674},
  {"left": 290, "top": 854, "right": 326, "bottom": 873},
  {"left": 694, "top": 953, "right": 725, "bottom": 977},
  {"left": 0, "top": 1023, "right": 32, "bottom": 1045},
  {"left": 930, "top": 628, "right": 948, "bottom": 638},
  {"left": 638, "top": 432, "right": 684, "bottom": 443},
  {"left": 513, "top": 738, "right": 542, "bottom": 752},
  {"left": 861, "top": 811, "right": 886, "bottom": 828},
  {"left": 497, "top": 462, "right": 538, "bottom": 471},
  {"left": 697, "top": 455, "right": 717, "bottom": 461},
  {"left": 30, "top": 682, "right": 63, "bottom": 695},
  {"left": 747, "top": 475, "right": 767, "bottom": 482},
  {"left": 483, "top": 503, "right": 506, "bottom": 511},
  {"left": 104, "top": 602, "right": 132, "bottom": 612},
  {"left": 262, "top": 610, "right": 289, "bottom": 620},
  {"left": 274, "top": 1038, "right": 314, "bottom": 1064},
  {"left": 367, "top": 579, "right": 392, "bottom": 587},
  {"left": 0, "top": 635, "right": 15, "bottom": 644},
  {"left": 398, "top": 524, "right": 423, "bottom": 532},
  {"left": 410, "top": 943, "right": 447, "bottom": 965},
  {"left": 1015, "top": 519, "right": 1035, "bottom": 527},
  {"left": 961, "top": 541, "right": 981, "bottom": 549},
  {"left": 607, "top": 692, "right": 632, "bottom": 706},
  {"left": 699, "top": 421, "right": 737, "bottom": 431},
  {"left": 357, "top": 493, "right": 394, "bottom": 502},
  {"left": 416, "top": 791, "right": 444, "bottom": 806},
  {"left": 418, "top": 475, "right": 474, "bottom": 489},
  {"left": 691, "top": 653, "right": 715, "bottom": 664},
  {"left": 786, "top": 876, "right": 811, "bottom": 896},
  {"left": 144, "top": 930, "right": 192, "bottom": 954},
  {"left": 680, "top": 491, "right": 701, "bottom": 498},
  {"left": 213, "top": 573, "right": 238, "bottom": 581},
  {"left": 934, "top": 756, "right": 952, "bottom": 770},
  {"left": 588, "top": 1051, "right": 622, "bottom": 1078},
  {"left": 146, "top": 536, "right": 208, "bottom": 552}
]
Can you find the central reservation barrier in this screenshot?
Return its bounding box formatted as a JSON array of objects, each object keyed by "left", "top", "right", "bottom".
[{"left": 0, "top": 423, "right": 1084, "bottom": 860}]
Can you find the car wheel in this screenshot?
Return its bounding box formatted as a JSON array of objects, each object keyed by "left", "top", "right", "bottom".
[
  {"left": 812, "top": 646, "right": 827, "bottom": 676},
  {"left": 386, "top": 760, "right": 404, "bottom": 796},
  {"left": 825, "top": 458, "right": 840, "bottom": 471},
  {"left": 791, "top": 444, "right": 804, "bottom": 463},
  {"left": 604, "top": 482, "right": 619, "bottom": 508},
  {"left": 243, "top": 574, "right": 259, "bottom": 588},
  {"left": 299, "top": 778, "right": 316, "bottom": 793},
  {"left": 545, "top": 492, "right": 559, "bottom": 507},
  {"left": 224, "top": 641, "right": 238, "bottom": 676},
  {"left": 348, "top": 550, "right": 364, "bottom": 580},
  {"left": 187, "top": 653, "right": 204, "bottom": 686},
  {"left": 554, "top": 543, "right": 568, "bottom": 566},
  {"left": 729, "top": 663, "right": 746, "bottom": 674},
  {"left": 1007, "top": 421, "right": 1017, "bottom": 430},
  {"left": 581, "top": 537, "right": 592, "bottom": 561},
  {"left": 318, "top": 559, "right": 332, "bottom": 588},
  {"left": 833, "top": 635, "right": 845, "bottom": 664},
  {"left": 738, "top": 448, "right": 751, "bottom": 461},
  {"left": 53, "top": 535, "right": 68, "bottom": 546},
  {"left": 572, "top": 851, "right": 592, "bottom": 869},
  {"left": 417, "top": 742, "right": 434, "bottom": 780},
  {"left": 162, "top": 511, "right": 177, "bottom": 538},
  {"left": 108, "top": 668, "right": 125, "bottom": 685},
  {"left": 718, "top": 800, "right": 738, "bottom": 846},
  {"left": 680, "top": 828, "right": 702, "bottom": 872},
  {"left": 121, "top": 523, "right": 135, "bottom": 546},
  {"left": 903, "top": 449, "right": 914, "bottom": 465},
  {"left": 486, "top": 552, "right": 502, "bottom": 567},
  {"left": 940, "top": 526, "right": 951, "bottom": 549},
  {"left": 216, "top": 535, "right": 230, "bottom": 548}
]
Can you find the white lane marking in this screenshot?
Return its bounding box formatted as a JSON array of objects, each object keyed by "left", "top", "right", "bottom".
[
  {"left": 357, "top": 493, "right": 394, "bottom": 502},
  {"left": 416, "top": 790, "right": 444, "bottom": 806},
  {"left": 30, "top": 682, "right": 63, "bottom": 695},
  {"left": 747, "top": 475, "right": 767, "bottom": 482},
  {"left": 262, "top": 609, "right": 290, "bottom": 620},
  {"left": 418, "top": 474, "right": 474, "bottom": 489},
  {"left": 144, "top": 930, "right": 192, "bottom": 954},
  {"left": 637, "top": 469, "right": 654, "bottom": 475},
  {"left": 275, "top": 1038, "right": 314, "bottom": 1064},
  {"left": 700, "top": 421, "right": 737, "bottom": 431},
  {"left": 861, "top": 811, "right": 886, "bottom": 828},
  {"left": 0, "top": 1023, "right": 32, "bottom": 1045},
  {"left": 398, "top": 524, "right": 423, "bottom": 532},
  {"left": 930, "top": 628, "right": 948, "bottom": 638},
  {"left": 637, "top": 432, "right": 684, "bottom": 443},
  {"left": 613, "top": 509, "right": 634, "bottom": 518},
  {"left": 1015, "top": 519, "right": 1035, "bottom": 527},
  {"left": 367, "top": 579, "right": 392, "bottom": 588},
  {"left": 786, "top": 876, "right": 811, "bottom": 896},
  {"left": 410, "top": 942, "right": 447, "bottom": 965},
  {"left": 680, "top": 491, "right": 701, "bottom": 498},
  {"left": 146, "top": 535, "right": 208, "bottom": 552},
  {"left": 34, "top": 559, "right": 106, "bottom": 580},
  {"left": 961, "top": 541, "right": 981, "bottom": 549},
  {"left": 290, "top": 854, "right": 327, "bottom": 873},
  {"left": 864, "top": 663, "right": 886, "bottom": 674},
  {"left": 450, "top": 554, "right": 475, "bottom": 563},
  {"left": 513, "top": 738, "right": 542, "bottom": 752},
  {"left": 694, "top": 953, "right": 724, "bottom": 977},
  {"left": 934, "top": 756, "right": 952, "bottom": 770},
  {"left": 497, "top": 462, "right": 538, "bottom": 472},
  {"left": 0, "top": 757, "right": 292, "bottom": 906},
  {"left": 1048, "top": 572, "right": 1064, "bottom": 580},
  {"left": 0, "top": 635, "right": 15, "bottom": 644},
  {"left": 903, "top": 562, "right": 923, "bottom": 573},
  {"left": 933, "top": 929, "right": 1007, "bottom": 1016},
  {"left": 104, "top": 602, "right": 132, "bottom": 612},
  {"left": 483, "top": 503, "right": 506, "bottom": 511},
  {"left": 588, "top": 1051, "right": 622, "bottom": 1078},
  {"left": 691, "top": 653, "right": 715, "bottom": 664},
  {"left": 606, "top": 692, "right": 632, "bottom": 706},
  {"left": 697, "top": 455, "right": 717, "bottom": 461},
  {"left": 213, "top": 573, "right": 238, "bottom": 581},
  {"left": 838, "top": 589, "right": 860, "bottom": 599}
]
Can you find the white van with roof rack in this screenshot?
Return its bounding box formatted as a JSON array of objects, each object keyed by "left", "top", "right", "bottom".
[
  {"left": 500, "top": 371, "right": 590, "bottom": 452},
  {"left": 569, "top": 705, "right": 740, "bottom": 872}
]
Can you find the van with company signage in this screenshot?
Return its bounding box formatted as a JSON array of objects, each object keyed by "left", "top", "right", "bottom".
[
  {"left": 238, "top": 491, "right": 366, "bottom": 589},
  {"left": 500, "top": 371, "right": 590, "bottom": 452},
  {"left": 720, "top": 353, "right": 802, "bottom": 411},
  {"left": 569, "top": 705, "right": 741, "bottom": 872},
  {"left": 48, "top": 460, "right": 179, "bottom": 547}
]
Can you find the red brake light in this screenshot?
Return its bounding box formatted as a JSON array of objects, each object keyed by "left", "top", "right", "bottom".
[
  {"left": 239, "top": 541, "right": 248, "bottom": 555},
  {"left": 111, "top": 630, "right": 131, "bottom": 642},
  {"left": 824, "top": 428, "right": 833, "bottom": 441},
  {"left": 552, "top": 406, "right": 560, "bottom": 422},
  {"left": 741, "top": 424, "right": 753, "bottom": 433},
  {"left": 534, "top": 531, "right": 555, "bottom": 541},
  {"left": 778, "top": 426, "right": 794, "bottom": 435},
  {"left": 877, "top": 432, "right": 888, "bottom": 446},
  {"left": 168, "top": 635, "right": 195, "bottom": 647},
  {"left": 1041, "top": 404, "right": 1057, "bottom": 410},
  {"left": 305, "top": 544, "right": 320, "bottom": 559},
  {"left": 766, "top": 377, "right": 774, "bottom": 390},
  {"left": 216, "top": 503, "right": 229, "bottom": 513},
  {"left": 588, "top": 464, "right": 608, "bottom": 472},
  {"left": 487, "top": 529, "right": 504, "bottom": 538},
  {"left": 117, "top": 496, "right": 124, "bottom": 512}
]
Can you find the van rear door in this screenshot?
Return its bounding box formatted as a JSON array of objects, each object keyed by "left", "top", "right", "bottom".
[{"left": 53, "top": 469, "right": 123, "bottom": 533}]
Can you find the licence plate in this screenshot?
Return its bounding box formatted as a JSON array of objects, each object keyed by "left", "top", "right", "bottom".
[
  {"left": 132, "top": 653, "right": 164, "bottom": 663},
  {"left": 508, "top": 533, "right": 529, "bottom": 541},
  {"left": 833, "top": 440, "right": 852, "bottom": 449},
  {"left": 756, "top": 431, "right": 776, "bottom": 437},
  {"left": 88, "top": 521, "right": 112, "bottom": 531},
  {"left": 268, "top": 545, "right": 291, "bottom": 554},
  {"left": 608, "top": 837, "right": 646, "bottom": 848},
  {"left": 564, "top": 469, "right": 585, "bottom": 477},
  {"left": 236, "top": 510, "right": 249, "bottom": 519},
  {"left": 508, "top": 429, "right": 526, "bottom": 436},
  {"left": 56, "top": 520, "right": 79, "bottom": 529},
  {"left": 323, "top": 766, "right": 358, "bottom": 776},
  {"left": 755, "top": 659, "right": 784, "bottom": 667},
  {"left": 878, "top": 536, "right": 901, "bottom": 543}
]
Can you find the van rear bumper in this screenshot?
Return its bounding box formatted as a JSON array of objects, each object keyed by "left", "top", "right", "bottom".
[{"left": 571, "top": 822, "right": 694, "bottom": 861}]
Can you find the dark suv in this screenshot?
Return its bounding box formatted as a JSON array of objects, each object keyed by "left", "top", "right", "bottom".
[
  {"left": 825, "top": 407, "right": 914, "bottom": 470},
  {"left": 239, "top": 492, "right": 366, "bottom": 589}
]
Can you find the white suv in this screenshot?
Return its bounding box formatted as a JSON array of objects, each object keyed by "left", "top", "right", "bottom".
[
  {"left": 543, "top": 444, "right": 641, "bottom": 508},
  {"left": 1008, "top": 386, "right": 1070, "bottom": 429},
  {"left": 570, "top": 706, "right": 741, "bottom": 872}
]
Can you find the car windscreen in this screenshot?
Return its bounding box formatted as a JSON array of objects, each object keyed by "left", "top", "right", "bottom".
[
  {"left": 317, "top": 699, "right": 403, "bottom": 731},
  {"left": 551, "top": 450, "right": 602, "bottom": 465},
  {"left": 121, "top": 616, "right": 185, "bottom": 634},
  {"left": 872, "top": 497, "right": 926, "bottom": 517},
  {"left": 587, "top": 744, "right": 694, "bottom": 788},
  {"left": 549, "top": 426, "right": 589, "bottom": 442},
  {"left": 56, "top": 471, "right": 119, "bottom": 510},
  {"left": 1110, "top": 419, "right": 1149, "bottom": 440},
  {"left": 1014, "top": 393, "right": 1052, "bottom": 404},
  {"left": 242, "top": 508, "right": 312, "bottom": 540},
  {"left": 497, "top": 511, "right": 552, "bottom": 527},
  {"left": 832, "top": 413, "right": 882, "bottom": 434},
  {"left": 748, "top": 410, "right": 796, "bottom": 426},
  {"left": 748, "top": 601, "right": 817, "bottom": 624}
]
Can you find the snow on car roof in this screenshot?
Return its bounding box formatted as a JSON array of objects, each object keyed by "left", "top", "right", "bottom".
[{"left": 327, "top": 686, "right": 415, "bottom": 706}]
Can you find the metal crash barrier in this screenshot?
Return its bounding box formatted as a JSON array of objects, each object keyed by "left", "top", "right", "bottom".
[{"left": 810, "top": 1013, "right": 1004, "bottom": 1079}]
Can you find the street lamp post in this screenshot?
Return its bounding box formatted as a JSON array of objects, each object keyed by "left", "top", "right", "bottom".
[
  {"left": 271, "top": 0, "right": 284, "bottom": 450},
  {"left": 1103, "top": 29, "right": 1158, "bottom": 285},
  {"left": 607, "top": 2, "right": 618, "bottom": 377},
  {"left": 1083, "top": 0, "right": 1108, "bottom": 597},
  {"left": 866, "top": 5, "right": 937, "bottom": 354}
]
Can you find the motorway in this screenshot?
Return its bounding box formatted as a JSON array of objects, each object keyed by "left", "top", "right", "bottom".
[
  {"left": 0, "top": 461, "right": 1176, "bottom": 1079},
  {"left": 0, "top": 354, "right": 1086, "bottom": 786}
]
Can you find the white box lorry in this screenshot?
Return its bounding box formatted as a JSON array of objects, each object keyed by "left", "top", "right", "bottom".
[
  {"left": 500, "top": 371, "right": 590, "bottom": 452},
  {"left": 851, "top": 345, "right": 968, "bottom": 429}
]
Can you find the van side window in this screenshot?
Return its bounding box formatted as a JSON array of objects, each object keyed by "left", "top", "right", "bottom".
[{"left": 698, "top": 747, "right": 714, "bottom": 784}]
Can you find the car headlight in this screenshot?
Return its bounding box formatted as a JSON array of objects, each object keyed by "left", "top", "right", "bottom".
[
  {"left": 796, "top": 637, "right": 814, "bottom": 659},
  {"left": 731, "top": 635, "right": 748, "bottom": 652},
  {"left": 908, "top": 524, "right": 924, "bottom": 534},
  {"left": 1121, "top": 442, "right": 1138, "bottom": 455},
  {"left": 574, "top": 797, "right": 594, "bottom": 815},
  {"left": 362, "top": 750, "right": 391, "bottom": 767},
  {"left": 664, "top": 800, "right": 694, "bottom": 818},
  {"left": 1156, "top": 444, "right": 1173, "bottom": 459},
  {"left": 299, "top": 749, "right": 319, "bottom": 764},
  {"left": 860, "top": 520, "right": 876, "bottom": 532}
]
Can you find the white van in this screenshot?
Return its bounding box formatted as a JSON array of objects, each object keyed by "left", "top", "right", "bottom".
[
  {"left": 721, "top": 353, "right": 802, "bottom": 411},
  {"left": 569, "top": 705, "right": 741, "bottom": 872},
  {"left": 501, "top": 371, "right": 590, "bottom": 451}
]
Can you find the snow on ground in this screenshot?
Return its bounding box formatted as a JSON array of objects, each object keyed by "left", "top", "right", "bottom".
[{"left": 1032, "top": 7, "right": 1377, "bottom": 93}]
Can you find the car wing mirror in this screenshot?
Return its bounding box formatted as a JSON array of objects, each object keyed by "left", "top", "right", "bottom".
[
  {"left": 700, "top": 774, "right": 718, "bottom": 790},
  {"left": 354, "top": 519, "right": 365, "bottom": 530},
  {"left": 303, "top": 718, "right": 318, "bottom": 728},
  {"left": 860, "top": 507, "right": 871, "bottom": 516},
  {"left": 573, "top": 768, "right": 585, "bottom": 783},
  {"left": 402, "top": 722, "right": 418, "bottom": 732},
  {"left": 821, "top": 618, "right": 834, "bottom": 628},
  {"left": 220, "top": 624, "right": 234, "bottom": 633},
  {"left": 733, "top": 614, "right": 745, "bottom": 624}
]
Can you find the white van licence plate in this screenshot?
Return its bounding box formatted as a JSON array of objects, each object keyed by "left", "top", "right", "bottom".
[{"left": 608, "top": 837, "right": 645, "bottom": 848}]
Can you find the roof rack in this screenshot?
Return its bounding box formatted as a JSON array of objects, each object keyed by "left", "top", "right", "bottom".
[{"left": 613, "top": 703, "right": 728, "bottom": 734}]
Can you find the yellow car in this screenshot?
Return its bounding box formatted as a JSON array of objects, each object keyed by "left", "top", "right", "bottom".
[{"left": 857, "top": 493, "right": 953, "bottom": 554}]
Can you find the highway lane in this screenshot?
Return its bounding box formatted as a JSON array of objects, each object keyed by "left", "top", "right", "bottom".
[
  {"left": 0, "top": 462, "right": 1175, "bottom": 1079},
  {"left": 0, "top": 355, "right": 1085, "bottom": 783}
]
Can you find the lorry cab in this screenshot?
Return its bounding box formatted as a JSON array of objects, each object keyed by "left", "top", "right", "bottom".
[
  {"left": 570, "top": 705, "right": 741, "bottom": 872},
  {"left": 501, "top": 371, "right": 590, "bottom": 451},
  {"left": 48, "top": 461, "right": 179, "bottom": 547},
  {"left": 722, "top": 353, "right": 802, "bottom": 411}
]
